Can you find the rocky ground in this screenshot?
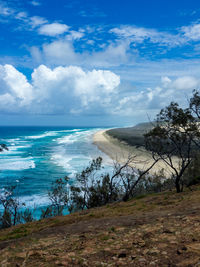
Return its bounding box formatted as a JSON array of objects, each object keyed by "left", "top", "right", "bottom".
[{"left": 0, "top": 187, "right": 200, "bottom": 266}]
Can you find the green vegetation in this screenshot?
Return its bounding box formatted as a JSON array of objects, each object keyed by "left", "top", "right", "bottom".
[
  {"left": 144, "top": 101, "right": 200, "bottom": 192},
  {"left": 1, "top": 90, "right": 200, "bottom": 230},
  {"left": 107, "top": 122, "right": 153, "bottom": 147},
  {"left": 109, "top": 91, "right": 200, "bottom": 194}
]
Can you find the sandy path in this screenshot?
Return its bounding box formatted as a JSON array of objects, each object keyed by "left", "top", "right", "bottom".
[{"left": 93, "top": 130, "right": 179, "bottom": 177}]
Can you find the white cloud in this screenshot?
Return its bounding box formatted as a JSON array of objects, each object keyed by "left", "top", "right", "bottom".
[
  {"left": 30, "top": 1, "right": 41, "bottom": 6},
  {"left": 42, "top": 39, "right": 78, "bottom": 65},
  {"left": 0, "top": 64, "right": 33, "bottom": 106},
  {"left": 161, "top": 76, "right": 172, "bottom": 88},
  {"left": 30, "top": 16, "right": 48, "bottom": 28},
  {"left": 38, "top": 23, "right": 69, "bottom": 36},
  {"left": 32, "top": 37, "right": 132, "bottom": 67},
  {"left": 31, "top": 65, "right": 120, "bottom": 112},
  {"left": 0, "top": 93, "right": 15, "bottom": 107},
  {"left": 0, "top": 65, "right": 33, "bottom": 112},
  {"left": 0, "top": 2, "right": 48, "bottom": 31},
  {"left": 0, "top": 3, "right": 14, "bottom": 16},
  {"left": 0, "top": 64, "right": 120, "bottom": 115},
  {"left": 15, "top": 12, "right": 28, "bottom": 20},
  {"left": 161, "top": 75, "right": 199, "bottom": 91},
  {"left": 172, "top": 76, "right": 199, "bottom": 90},
  {"left": 181, "top": 23, "right": 200, "bottom": 41},
  {"left": 0, "top": 64, "right": 199, "bottom": 123},
  {"left": 110, "top": 25, "right": 184, "bottom": 47},
  {"left": 66, "top": 30, "right": 84, "bottom": 40},
  {"left": 31, "top": 22, "right": 198, "bottom": 69},
  {"left": 112, "top": 75, "right": 200, "bottom": 118}
]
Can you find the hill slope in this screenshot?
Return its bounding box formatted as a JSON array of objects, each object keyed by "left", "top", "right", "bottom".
[
  {"left": 107, "top": 122, "right": 153, "bottom": 147},
  {"left": 0, "top": 187, "right": 200, "bottom": 266}
]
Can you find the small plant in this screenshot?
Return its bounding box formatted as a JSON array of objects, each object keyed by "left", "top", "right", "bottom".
[
  {"left": 0, "top": 186, "right": 25, "bottom": 228},
  {"left": 21, "top": 208, "right": 34, "bottom": 223},
  {"left": 46, "top": 176, "right": 71, "bottom": 217}
]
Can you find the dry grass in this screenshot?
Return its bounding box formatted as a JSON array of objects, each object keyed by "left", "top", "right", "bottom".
[{"left": 0, "top": 186, "right": 200, "bottom": 266}]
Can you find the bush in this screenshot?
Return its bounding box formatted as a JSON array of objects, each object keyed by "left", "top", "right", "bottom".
[{"left": 182, "top": 153, "right": 200, "bottom": 187}]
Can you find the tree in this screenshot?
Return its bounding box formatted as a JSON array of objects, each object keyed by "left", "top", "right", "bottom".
[
  {"left": 144, "top": 102, "right": 200, "bottom": 193},
  {"left": 182, "top": 152, "right": 200, "bottom": 187},
  {"left": 69, "top": 156, "right": 159, "bottom": 210},
  {"left": 48, "top": 177, "right": 70, "bottom": 216},
  {"left": 190, "top": 89, "right": 200, "bottom": 120},
  {"left": 0, "top": 186, "right": 25, "bottom": 228}
]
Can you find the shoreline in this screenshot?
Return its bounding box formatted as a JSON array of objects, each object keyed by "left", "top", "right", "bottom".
[{"left": 93, "top": 129, "right": 178, "bottom": 177}]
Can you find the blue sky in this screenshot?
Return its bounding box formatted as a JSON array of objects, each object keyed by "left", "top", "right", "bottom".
[{"left": 1, "top": 0, "right": 200, "bottom": 126}]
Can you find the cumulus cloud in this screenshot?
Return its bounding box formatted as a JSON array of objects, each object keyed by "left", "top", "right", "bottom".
[
  {"left": 0, "top": 64, "right": 33, "bottom": 107},
  {"left": 38, "top": 23, "right": 69, "bottom": 36},
  {"left": 0, "top": 64, "right": 199, "bottom": 122},
  {"left": 0, "top": 64, "right": 120, "bottom": 115}
]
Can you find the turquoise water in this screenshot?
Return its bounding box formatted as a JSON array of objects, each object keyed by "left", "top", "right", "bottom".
[{"left": 0, "top": 126, "right": 108, "bottom": 213}]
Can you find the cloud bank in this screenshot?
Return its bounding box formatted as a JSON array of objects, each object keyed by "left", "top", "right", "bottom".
[
  {"left": 0, "top": 64, "right": 198, "bottom": 120},
  {"left": 0, "top": 64, "right": 120, "bottom": 115}
]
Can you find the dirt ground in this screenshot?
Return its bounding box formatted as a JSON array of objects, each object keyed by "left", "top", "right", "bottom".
[{"left": 0, "top": 187, "right": 200, "bottom": 266}]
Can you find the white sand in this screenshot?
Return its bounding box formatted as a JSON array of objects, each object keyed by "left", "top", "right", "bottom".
[{"left": 93, "top": 130, "right": 179, "bottom": 177}]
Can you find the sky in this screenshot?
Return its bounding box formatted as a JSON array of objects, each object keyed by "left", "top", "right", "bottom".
[{"left": 1, "top": 0, "right": 200, "bottom": 126}]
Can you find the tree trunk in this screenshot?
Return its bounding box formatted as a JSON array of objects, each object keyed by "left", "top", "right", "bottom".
[{"left": 175, "top": 178, "right": 181, "bottom": 193}]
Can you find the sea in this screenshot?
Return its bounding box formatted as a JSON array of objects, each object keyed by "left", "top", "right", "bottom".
[{"left": 0, "top": 126, "right": 110, "bottom": 217}]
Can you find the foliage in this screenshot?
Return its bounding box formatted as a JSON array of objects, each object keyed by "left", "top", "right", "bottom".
[
  {"left": 0, "top": 186, "right": 24, "bottom": 228},
  {"left": 0, "top": 186, "right": 36, "bottom": 228},
  {"left": 21, "top": 208, "right": 34, "bottom": 223},
  {"left": 0, "top": 144, "right": 8, "bottom": 152},
  {"left": 190, "top": 89, "right": 200, "bottom": 119},
  {"left": 45, "top": 156, "right": 162, "bottom": 215},
  {"left": 40, "top": 206, "right": 54, "bottom": 219},
  {"left": 70, "top": 157, "right": 120, "bottom": 211},
  {"left": 182, "top": 153, "right": 200, "bottom": 187},
  {"left": 144, "top": 102, "right": 200, "bottom": 193},
  {"left": 2, "top": 91, "right": 200, "bottom": 228},
  {"left": 47, "top": 177, "right": 70, "bottom": 216}
]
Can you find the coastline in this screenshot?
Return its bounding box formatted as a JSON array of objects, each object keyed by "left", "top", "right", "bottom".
[{"left": 93, "top": 129, "right": 178, "bottom": 177}]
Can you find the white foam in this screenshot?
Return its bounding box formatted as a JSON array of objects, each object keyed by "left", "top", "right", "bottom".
[
  {"left": 0, "top": 157, "right": 35, "bottom": 170},
  {"left": 51, "top": 129, "right": 104, "bottom": 172},
  {"left": 0, "top": 194, "right": 51, "bottom": 212},
  {"left": 25, "top": 131, "right": 58, "bottom": 140},
  {"left": 51, "top": 149, "right": 92, "bottom": 176},
  {"left": 56, "top": 129, "right": 81, "bottom": 133},
  {"left": 4, "top": 138, "right": 20, "bottom": 143},
  {"left": 0, "top": 143, "right": 31, "bottom": 155},
  {"left": 20, "top": 194, "right": 50, "bottom": 208},
  {"left": 56, "top": 128, "right": 101, "bottom": 145},
  {"left": 51, "top": 153, "right": 73, "bottom": 171},
  {"left": 57, "top": 135, "right": 75, "bottom": 144}
]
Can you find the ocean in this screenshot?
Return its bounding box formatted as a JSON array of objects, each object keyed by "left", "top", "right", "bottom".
[{"left": 0, "top": 126, "right": 109, "bottom": 216}]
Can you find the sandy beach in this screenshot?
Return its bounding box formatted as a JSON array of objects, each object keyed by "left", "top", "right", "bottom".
[{"left": 93, "top": 130, "right": 179, "bottom": 177}]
